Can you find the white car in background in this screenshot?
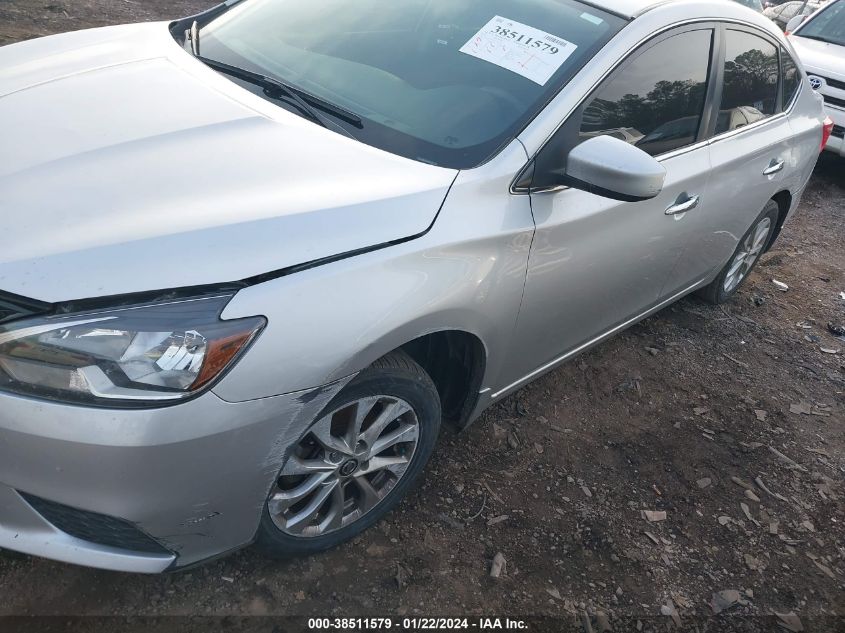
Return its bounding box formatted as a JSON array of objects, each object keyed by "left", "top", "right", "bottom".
[{"left": 788, "top": 0, "right": 845, "bottom": 154}]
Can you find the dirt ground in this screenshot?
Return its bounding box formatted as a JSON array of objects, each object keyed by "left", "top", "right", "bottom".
[{"left": 0, "top": 2, "right": 843, "bottom": 631}]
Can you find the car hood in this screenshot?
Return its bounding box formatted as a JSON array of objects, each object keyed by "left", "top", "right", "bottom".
[
  {"left": 0, "top": 23, "right": 457, "bottom": 303},
  {"left": 790, "top": 36, "right": 845, "bottom": 76}
]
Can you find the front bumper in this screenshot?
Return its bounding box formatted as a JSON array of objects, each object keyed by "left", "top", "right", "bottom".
[
  {"left": 0, "top": 485, "right": 174, "bottom": 573},
  {"left": 0, "top": 380, "right": 349, "bottom": 573}
]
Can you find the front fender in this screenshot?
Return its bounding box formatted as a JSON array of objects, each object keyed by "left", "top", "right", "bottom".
[{"left": 213, "top": 142, "right": 535, "bottom": 403}]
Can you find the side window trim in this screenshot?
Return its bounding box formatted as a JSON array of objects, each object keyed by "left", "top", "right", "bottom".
[
  {"left": 776, "top": 40, "right": 785, "bottom": 113},
  {"left": 698, "top": 23, "right": 725, "bottom": 143},
  {"left": 780, "top": 47, "right": 789, "bottom": 112},
  {"left": 779, "top": 46, "right": 803, "bottom": 112}
]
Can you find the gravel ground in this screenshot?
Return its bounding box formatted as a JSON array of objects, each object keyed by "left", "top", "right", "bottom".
[{"left": 1, "top": 2, "right": 843, "bottom": 631}]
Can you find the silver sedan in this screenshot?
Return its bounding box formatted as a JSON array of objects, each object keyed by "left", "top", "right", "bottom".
[{"left": 0, "top": 0, "right": 828, "bottom": 572}]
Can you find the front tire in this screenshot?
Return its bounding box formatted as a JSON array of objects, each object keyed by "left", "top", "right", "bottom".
[
  {"left": 698, "top": 200, "right": 779, "bottom": 305},
  {"left": 255, "top": 351, "right": 441, "bottom": 557}
]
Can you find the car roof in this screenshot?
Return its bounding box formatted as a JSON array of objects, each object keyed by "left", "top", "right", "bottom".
[{"left": 576, "top": 0, "right": 789, "bottom": 45}]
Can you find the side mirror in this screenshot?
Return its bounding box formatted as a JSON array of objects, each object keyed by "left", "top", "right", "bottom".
[
  {"left": 785, "top": 15, "right": 805, "bottom": 33},
  {"left": 563, "top": 135, "right": 666, "bottom": 202}
]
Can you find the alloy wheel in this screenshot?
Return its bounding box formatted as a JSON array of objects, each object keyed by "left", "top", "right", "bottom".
[
  {"left": 268, "top": 395, "right": 420, "bottom": 537},
  {"left": 723, "top": 217, "right": 772, "bottom": 294}
]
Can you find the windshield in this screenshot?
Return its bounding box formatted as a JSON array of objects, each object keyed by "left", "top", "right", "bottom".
[
  {"left": 798, "top": 0, "right": 845, "bottom": 45},
  {"left": 197, "top": 0, "right": 625, "bottom": 168}
]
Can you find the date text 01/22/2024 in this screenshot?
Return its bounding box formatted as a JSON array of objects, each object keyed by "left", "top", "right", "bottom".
[{"left": 307, "top": 618, "right": 529, "bottom": 630}]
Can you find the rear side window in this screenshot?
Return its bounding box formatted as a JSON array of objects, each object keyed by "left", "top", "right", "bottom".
[
  {"left": 781, "top": 48, "right": 801, "bottom": 108},
  {"left": 579, "top": 29, "right": 713, "bottom": 156},
  {"left": 716, "top": 30, "right": 779, "bottom": 134}
]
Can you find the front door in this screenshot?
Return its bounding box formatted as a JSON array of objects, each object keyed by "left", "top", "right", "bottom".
[{"left": 503, "top": 26, "right": 718, "bottom": 389}]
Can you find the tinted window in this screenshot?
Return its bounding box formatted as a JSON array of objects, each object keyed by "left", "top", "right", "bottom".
[
  {"left": 579, "top": 29, "right": 712, "bottom": 156},
  {"left": 781, "top": 48, "right": 800, "bottom": 108},
  {"left": 199, "top": 0, "right": 625, "bottom": 169},
  {"left": 716, "top": 31, "right": 778, "bottom": 134}
]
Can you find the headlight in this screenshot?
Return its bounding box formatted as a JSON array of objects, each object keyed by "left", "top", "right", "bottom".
[{"left": 0, "top": 294, "right": 265, "bottom": 407}]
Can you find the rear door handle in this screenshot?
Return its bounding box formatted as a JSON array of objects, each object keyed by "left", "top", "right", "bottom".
[
  {"left": 665, "top": 194, "right": 700, "bottom": 216},
  {"left": 763, "top": 159, "right": 785, "bottom": 176}
]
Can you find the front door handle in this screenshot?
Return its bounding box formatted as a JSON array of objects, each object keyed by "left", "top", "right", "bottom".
[
  {"left": 665, "top": 194, "right": 700, "bottom": 216},
  {"left": 763, "top": 159, "right": 785, "bottom": 176}
]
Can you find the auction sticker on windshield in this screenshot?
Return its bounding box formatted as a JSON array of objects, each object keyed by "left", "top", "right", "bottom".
[{"left": 459, "top": 16, "right": 578, "bottom": 86}]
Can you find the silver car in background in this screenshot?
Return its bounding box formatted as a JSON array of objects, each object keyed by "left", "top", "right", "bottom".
[{"left": 0, "top": 0, "right": 827, "bottom": 572}]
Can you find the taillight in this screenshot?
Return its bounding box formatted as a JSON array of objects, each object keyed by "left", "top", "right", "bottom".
[{"left": 821, "top": 116, "right": 834, "bottom": 152}]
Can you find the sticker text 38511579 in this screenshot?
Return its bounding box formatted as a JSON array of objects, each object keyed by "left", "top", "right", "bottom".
[{"left": 459, "top": 16, "right": 578, "bottom": 86}]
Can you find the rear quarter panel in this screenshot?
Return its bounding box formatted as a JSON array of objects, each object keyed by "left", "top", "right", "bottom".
[{"left": 784, "top": 54, "right": 826, "bottom": 222}]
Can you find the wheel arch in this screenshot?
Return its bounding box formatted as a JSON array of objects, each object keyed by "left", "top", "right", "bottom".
[
  {"left": 767, "top": 189, "right": 793, "bottom": 252},
  {"left": 397, "top": 330, "right": 487, "bottom": 431}
]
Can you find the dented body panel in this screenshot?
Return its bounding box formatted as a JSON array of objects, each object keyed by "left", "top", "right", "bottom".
[{"left": 0, "top": 379, "right": 351, "bottom": 571}]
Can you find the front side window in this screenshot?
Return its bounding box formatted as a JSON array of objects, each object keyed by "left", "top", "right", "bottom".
[
  {"left": 716, "top": 30, "right": 779, "bottom": 134},
  {"left": 579, "top": 29, "right": 713, "bottom": 157},
  {"left": 797, "top": 0, "right": 845, "bottom": 46},
  {"left": 197, "top": 0, "right": 625, "bottom": 168}
]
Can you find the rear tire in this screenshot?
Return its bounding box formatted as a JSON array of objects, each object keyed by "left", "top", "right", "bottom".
[
  {"left": 255, "top": 351, "right": 441, "bottom": 557},
  {"left": 698, "top": 200, "right": 779, "bottom": 305}
]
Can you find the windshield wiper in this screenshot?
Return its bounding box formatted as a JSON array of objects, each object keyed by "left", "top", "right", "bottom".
[{"left": 197, "top": 56, "right": 363, "bottom": 131}]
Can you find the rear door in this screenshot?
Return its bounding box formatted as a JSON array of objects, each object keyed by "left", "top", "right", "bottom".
[{"left": 677, "top": 26, "right": 798, "bottom": 288}]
